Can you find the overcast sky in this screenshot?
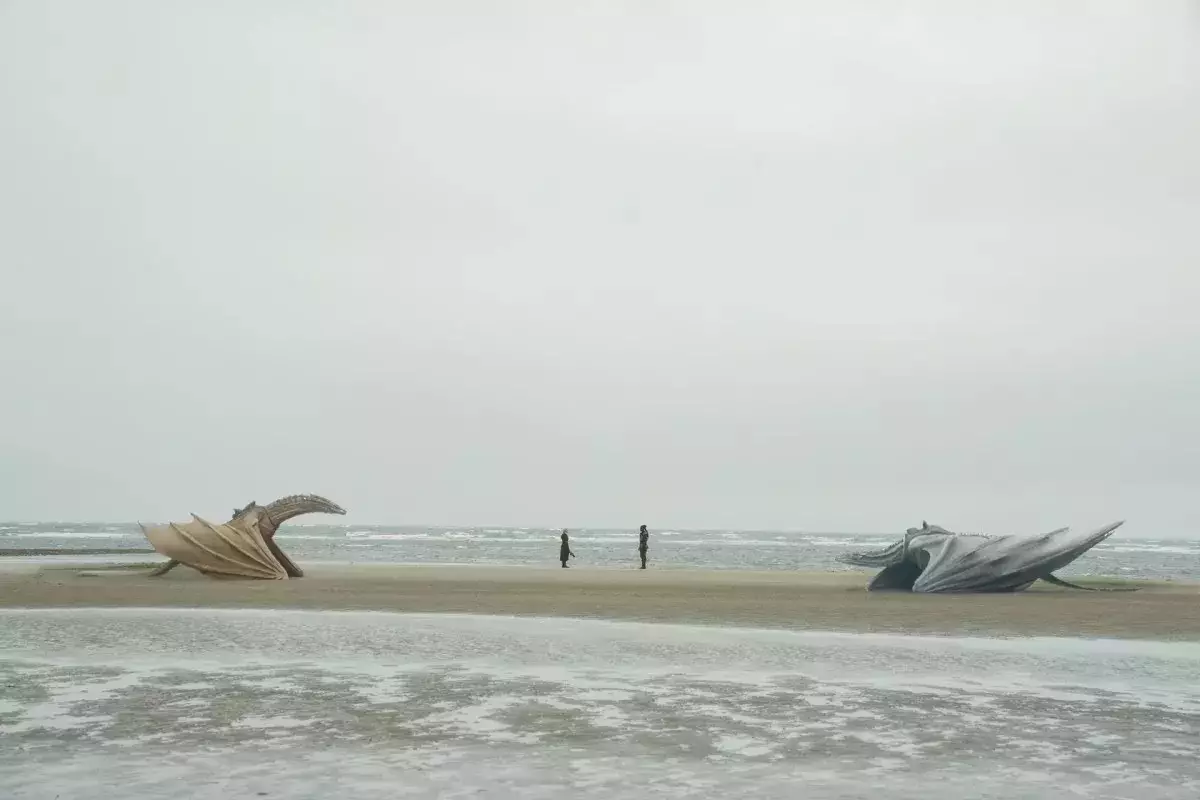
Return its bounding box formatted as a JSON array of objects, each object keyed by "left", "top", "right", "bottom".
[{"left": 2, "top": 2, "right": 1199, "bottom": 536}]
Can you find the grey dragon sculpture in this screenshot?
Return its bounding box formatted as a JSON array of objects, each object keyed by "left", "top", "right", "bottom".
[
  {"left": 837, "top": 520, "right": 1132, "bottom": 593},
  {"left": 145, "top": 494, "right": 346, "bottom": 579}
]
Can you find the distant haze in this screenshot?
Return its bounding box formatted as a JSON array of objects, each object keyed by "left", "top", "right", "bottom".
[{"left": 2, "top": 2, "right": 1199, "bottom": 537}]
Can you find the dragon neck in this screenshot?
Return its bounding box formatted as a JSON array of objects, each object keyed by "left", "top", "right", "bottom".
[
  {"left": 262, "top": 496, "right": 319, "bottom": 528},
  {"left": 229, "top": 494, "right": 344, "bottom": 539}
]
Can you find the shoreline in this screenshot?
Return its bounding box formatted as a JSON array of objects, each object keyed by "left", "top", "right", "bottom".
[
  {"left": 0, "top": 548, "right": 157, "bottom": 557},
  {"left": 2, "top": 562, "right": 1198, "bottom": 640}
]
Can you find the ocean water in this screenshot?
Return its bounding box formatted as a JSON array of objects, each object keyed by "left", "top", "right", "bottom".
[
  {"left": 2, "top": 522, "right": 1199, "bottom": 581},
  {"left": 1, "top": 609, "right": 1198, "bottom": 799}
]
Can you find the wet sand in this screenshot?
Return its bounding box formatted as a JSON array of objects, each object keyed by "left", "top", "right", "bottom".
[{"left": 2, "top": 562, "right": 1198, "bottom": 639}]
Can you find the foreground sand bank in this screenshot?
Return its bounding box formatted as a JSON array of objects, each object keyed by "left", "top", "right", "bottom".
[{"left": 3, "top": 563, "right": 1198, "bottom": 639}]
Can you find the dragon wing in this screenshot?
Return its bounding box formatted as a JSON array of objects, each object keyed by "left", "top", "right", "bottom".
[
  {"left": 141, "top": 513, "right": 289, "bottom": 580},
  {"left": 910, "top": 521, "right": 1124, "bottom": 593}
]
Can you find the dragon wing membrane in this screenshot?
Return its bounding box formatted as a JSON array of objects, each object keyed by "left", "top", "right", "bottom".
[
  {"left": 141, "top": 493, "right": 346, "bottom": 580},
  {"left": 141, "top": 514, "right": 289, "bottom": 580},
  {"left": 911, "top": 521, "right": 1125, "bottom": 593}
]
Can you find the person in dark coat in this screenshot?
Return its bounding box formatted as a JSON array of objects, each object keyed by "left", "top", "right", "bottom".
[
  {"left": 559, "top": 529, "right": 575, "bottom": 568},
  {"left": 638, "top": 524, "right": 649, "bottom": 569}
]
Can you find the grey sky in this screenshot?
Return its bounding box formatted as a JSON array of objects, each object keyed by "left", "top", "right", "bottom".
[{"left": 2, "top": 2, "right": 1199, "bottom": 535}]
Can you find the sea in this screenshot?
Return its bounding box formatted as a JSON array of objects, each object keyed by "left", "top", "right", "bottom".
[
  {"left": 2, "top": 521, "right": 1199, "bottom": 581},
  {"left": 2, "top": 524, "right": 1198, "bottom": 799}
]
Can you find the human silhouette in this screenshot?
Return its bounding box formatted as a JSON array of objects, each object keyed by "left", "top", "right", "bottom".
[
  {"left": 638, "top": 525, "right": 649, "bottom": 569},
  {"left": 559, "top": 529, "right": 575, "bottom": 568}
]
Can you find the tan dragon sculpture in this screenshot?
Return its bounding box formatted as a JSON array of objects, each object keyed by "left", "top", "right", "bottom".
[{"left": 141, "top": 494, "right": 346, "bottom": 579}]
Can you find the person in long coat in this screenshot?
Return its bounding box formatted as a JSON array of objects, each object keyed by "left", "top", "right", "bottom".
[{"left": 560, "top": 529, "right": 575, "bottom": 568}]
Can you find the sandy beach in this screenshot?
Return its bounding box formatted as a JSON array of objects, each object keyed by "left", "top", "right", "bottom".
[
  {"left": 5, "top": 565, "right": 1200, "bottom": 799},
  {"left": 2, "top": 562, "right": 1197, "bottom": 639}
]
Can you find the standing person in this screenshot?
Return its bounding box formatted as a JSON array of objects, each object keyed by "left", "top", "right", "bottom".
[
  {"left": 638, "top": 524, "right": 649, "bottom": 569},
  {"left": 559, "top": 529, "right": 575, "bottom": 568}
]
